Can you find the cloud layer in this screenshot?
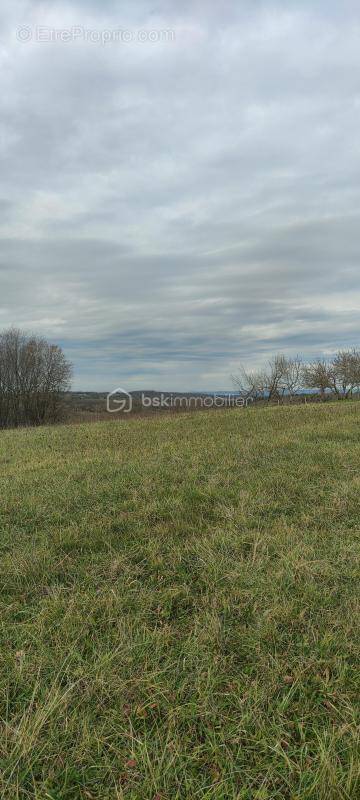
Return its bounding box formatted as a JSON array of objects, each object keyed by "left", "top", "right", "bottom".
[{"left": 1, "top": 0, "right": 359, "bottom": 389}]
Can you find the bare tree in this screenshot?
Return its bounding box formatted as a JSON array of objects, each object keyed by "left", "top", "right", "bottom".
[
  {"left": 283, "top": 356, "right": 303, "bottom": 401},
  {"left": 302, "top": 359, "right": 333, "bottom": 400},
  {"left": 0, "top": 328, "right": 72, "bottom": 428},
  {"left": 331, "top": 349, "right": 360, "bottom": 397},
  {"left": 234, "top": 350, "right": 360, "bottom": 406},
  {"left": 233, "top": 355, "right": 294, "bottom": 402},
  {"left": 264, "top": 354, "right": 289, "bottom": 402},
  {"left": 302, "top": 351, "right": 360, "bottom": 400},
  {"left": 232, "top": 365, "right": 267, "bottom": 400}
]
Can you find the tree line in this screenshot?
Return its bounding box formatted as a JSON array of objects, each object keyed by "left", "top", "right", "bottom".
[
  {"left": 233, "top": 350, "right": 360, "bottom": 402},
  {"left": 1, "top": 326, "right": 359, "bottom": 429},
  {"left": 0, "top": 328, "right": 72, "bottom": 428}
]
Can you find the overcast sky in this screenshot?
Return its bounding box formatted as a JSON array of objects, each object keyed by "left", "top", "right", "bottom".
[{"left": 1, "top": 1, "right": 359, "bottom": 390}]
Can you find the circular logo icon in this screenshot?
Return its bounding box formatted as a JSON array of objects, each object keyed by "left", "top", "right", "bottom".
[{"left": 16, "top": 27, "right": 32, "bottom": 42}]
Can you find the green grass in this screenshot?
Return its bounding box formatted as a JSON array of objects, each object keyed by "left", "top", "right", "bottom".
[{"left": 0, "top": 402, "right": 359, "bottom": 799}]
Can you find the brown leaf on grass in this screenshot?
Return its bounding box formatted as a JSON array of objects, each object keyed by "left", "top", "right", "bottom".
[
  {"left": 167, "top": 740, "right": 176, "bottom": 751},
  {"left": 323, "top": 699, "right": 335, "bottom": 711},
  {"left": 15, "top": 650, "right": 25, "bottom": 663},
  {"left": 109, "top": 559, "right": 123, "bottom": 577},
  {"left": 209, "top": 764, "right": 221, "bottom": 782},
  {"left": 135, "top": 705, "right": 148, "bottom": 718},
  {"left": 283, "top": 675, "right": 294, "bottom": 685},
  {"left": 280, "top": 738, "right": 290, "bottom": 749}
]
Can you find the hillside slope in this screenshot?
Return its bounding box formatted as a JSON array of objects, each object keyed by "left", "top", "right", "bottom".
[{"left": 0, "top": 404, "right": 359, "bottom": 799}]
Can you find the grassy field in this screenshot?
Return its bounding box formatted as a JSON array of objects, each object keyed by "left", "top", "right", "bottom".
[{"left": 0, "top": 403, "right": 359, "bottom": 799}]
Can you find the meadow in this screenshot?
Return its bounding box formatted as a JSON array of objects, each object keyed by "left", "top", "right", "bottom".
[{"left": 0, "top": 402, "right": 359, "bottom": 799}]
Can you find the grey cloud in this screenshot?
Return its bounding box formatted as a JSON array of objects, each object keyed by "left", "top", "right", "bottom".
[{"left": 0, "top": 0, "right": 359, "bottom": 389}]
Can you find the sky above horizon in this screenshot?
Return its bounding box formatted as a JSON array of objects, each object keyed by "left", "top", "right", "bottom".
[{"left": 1, "top": 0, "right": 360, "bottom": 390}]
